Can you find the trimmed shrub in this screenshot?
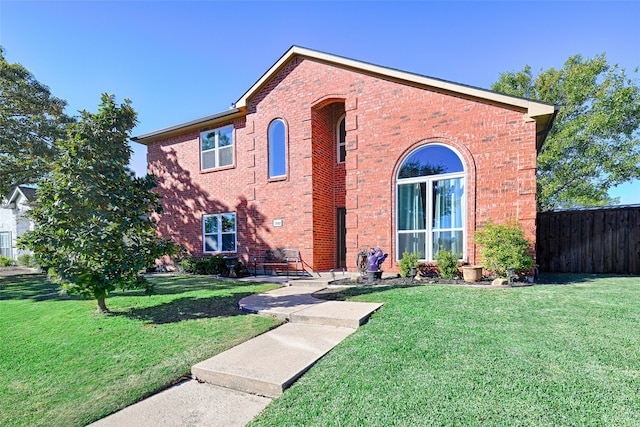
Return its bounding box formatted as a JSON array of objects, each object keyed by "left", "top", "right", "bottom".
[
  {"left": 399, "top": 251, "right": 420, "bottom": 277},
  {"left": 17, "top": 253, "right": 38, "bottom": 268},
  {"left": 435, "top": 248, "right": 460, "bottom": 279},
  {"left": 0, "top": 255, "right": 15, "bottom": 267},
  {"left": 473, "top": 220, "right": 535, "bottom": 278},
  {"left": 179, "top": 255, "right": 229, "bottom": 275}
]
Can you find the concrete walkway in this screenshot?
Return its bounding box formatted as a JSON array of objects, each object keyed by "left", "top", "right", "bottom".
[{"left": 90, "top": 277, "right": 382, "bottom": 427}]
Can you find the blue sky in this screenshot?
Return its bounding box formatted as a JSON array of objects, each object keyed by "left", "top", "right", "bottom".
[{"left": 1, "top": 1, "right": 639, "bottom": 204}]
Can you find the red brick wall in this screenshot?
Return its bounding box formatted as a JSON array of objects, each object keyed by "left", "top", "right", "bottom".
[
  {"left": 147, "top": 57, "right": 538, "bottom": 272},
  {"left": 309, "top": 101, "right": 346, "bottom": 270}
]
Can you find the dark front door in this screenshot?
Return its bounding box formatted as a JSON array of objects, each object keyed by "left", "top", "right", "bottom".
[{"left": 337, "top": 208, "right": 346, "bottom": 268}]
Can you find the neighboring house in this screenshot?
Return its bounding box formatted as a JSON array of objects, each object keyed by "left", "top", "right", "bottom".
[
  {"left": 0, "top": 185, "right": 37, "bottom": 260},
  {"left": 133, "top": 46, "right": 557, "bottom": 273}
]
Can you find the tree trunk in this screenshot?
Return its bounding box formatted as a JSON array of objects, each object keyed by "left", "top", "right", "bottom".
[{"left": 96, "top": 295, "right": 110, "bottom": 314}]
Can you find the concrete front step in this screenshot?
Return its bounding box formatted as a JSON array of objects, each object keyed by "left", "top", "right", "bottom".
[
  {"left": 238, "top": 286, "right": 383, "bottom": 328},
  {"left": 238, "top": 285, "right": 326, "bottom": 320},
  {"left": 192, "top": 322, "right": 356, "bottom": 398},
  {"left": 290, "top": 301, "right": 384, "bottom": 329}
]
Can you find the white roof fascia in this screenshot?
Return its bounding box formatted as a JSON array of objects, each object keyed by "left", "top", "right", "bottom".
[{"left": 235, "top": 46, "right": 557, "bottom": 120}]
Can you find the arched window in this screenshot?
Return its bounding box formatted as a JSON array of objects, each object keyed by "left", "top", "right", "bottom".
[
  {"left": 337, "top": 114, "right": 346, "bottom": 163},
  {"left": 396, "top": 144, "right": 466, "bottom": 261},
  {"left": 268, "top": 119, "right": 287, "bottom": 178}
]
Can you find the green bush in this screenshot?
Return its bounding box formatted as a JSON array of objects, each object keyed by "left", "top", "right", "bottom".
[
  {"left": 473, "top": 221, "right": 535, "bottom": 278},
  {"left": 435, "top": 248, "right": 460, "bottom": 279},
  {"left": 17, "top": 253, "right": 38, "bottom": 268},
  {"left": 0, "top": 255, "right": 15, "bottom": 267},
  {"left": 179, "top": 255, "right": 229, "bottom": 275},
  {"left": 399, "top": 251, "right": 420, "bottom": 277}
]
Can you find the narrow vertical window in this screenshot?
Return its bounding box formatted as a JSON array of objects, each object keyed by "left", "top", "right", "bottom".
[
  {"left": 0, "top": 231, "right": 11, "bottom": 258},
  {"left": 337, "top": 114, "right": 346, "bottom": 163},
  {"left": 268, "top": 119, "right": 287, "bottom": 178}
]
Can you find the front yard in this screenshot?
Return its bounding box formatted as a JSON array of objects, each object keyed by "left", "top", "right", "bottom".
[
  {"left": 0, "top": 274, "right": 282, "bottom": 427},
  {"left": 2, "top": 273, "right": 639, "bottom": 426},
  {"left": 251, "top": 274, "right": 640, "bottom": 426}
]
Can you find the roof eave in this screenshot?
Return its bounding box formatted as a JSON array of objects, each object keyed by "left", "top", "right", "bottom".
[
  {"left": 132, "top": 108, "right": 245, "bottom": 145},
  {"left": 235, "top": 46, "right": 558, "bottom": 120},
  {"left": 535, "top": 105, "right": 560, "bottom": 152},
  {"left": 135, "top": 46, "right": 558, "bottom": 148},
  {"left": 7, "top": 187, "right": 24, "bottom": 204}
]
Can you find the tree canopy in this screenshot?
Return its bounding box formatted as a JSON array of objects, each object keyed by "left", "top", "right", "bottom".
[
  {"left": 492, "top": 54, "right": 640, "bottom": 211},
  {"left": 0, "top": 47, "right": 72, "bottom": 197},
  {"left": 19, "top": 94, "right": 177, "bottom": 313}
]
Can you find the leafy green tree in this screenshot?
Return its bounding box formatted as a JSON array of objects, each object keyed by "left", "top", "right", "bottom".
[
  {"left": 492, "top": 54, "right": 640, "bottom": 211},
  {"left": 19, "top": 94, "right": 177, "bottom": 313},
  {"left": 0, "top": 47, "right": 72, "bottom": 196}
]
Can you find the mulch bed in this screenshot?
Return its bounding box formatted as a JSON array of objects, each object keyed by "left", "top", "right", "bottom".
[{"left": 329, "top": 275, "right": 532, "bottom": 288}]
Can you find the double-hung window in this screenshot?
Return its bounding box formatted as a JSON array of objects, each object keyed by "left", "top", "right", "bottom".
[
  {"left": 203, "top": 213, "right": 236, "bottom": 253},
  {"left": 201, "top": 125, "right": 234, "bottom": 170},
  {"left": 0, "top": 232, "right": 11, "bottom": 258},
  {"left": 396, "top": 144, "right": 466, "bottom": 261}
]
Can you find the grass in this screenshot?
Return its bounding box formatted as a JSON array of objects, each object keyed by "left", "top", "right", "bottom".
[
  {"left": 250, "top": 274, "right": 640, "bottom": 426},
  {"left": 0, "top": 274, "right": 282, "bottom": 427}
]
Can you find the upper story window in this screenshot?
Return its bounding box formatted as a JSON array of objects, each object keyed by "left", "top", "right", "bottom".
[
  {"left": 201, "top": 125, "right": 234, "bottom": 171},
  {"left": 337, "top": 114, "right": 346, "bottom": 163},
  {"left": 268, "top": 119, "right": 287, "bottom": 178},
  {"left": 203, "top": 213, "right": 236, "bottom": 253},
  {"left": 396, "top": 144, "right": 466, "bottom": 262}
]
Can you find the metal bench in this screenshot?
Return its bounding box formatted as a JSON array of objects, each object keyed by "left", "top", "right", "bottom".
[{"left": 254, "top": 248, "right": 301, "bottom": 277}]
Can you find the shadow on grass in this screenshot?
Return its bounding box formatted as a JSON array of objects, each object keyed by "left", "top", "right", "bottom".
[
  {"left": 119, "top": 276, "right": 249, "bottom": 297},
  {"left": 0, "top": 274, "right": 79, "bottom": 302},
  {"left": 115, "top": 292, "right": 256, "bottom": 324},
  {"left": 0, "top": 273, "right": 262, "bottom": 302}
]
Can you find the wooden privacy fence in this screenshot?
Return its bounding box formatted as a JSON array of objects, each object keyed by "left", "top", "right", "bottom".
[{"left": 537, "top": 206, "right": 640, "bottom": 274}]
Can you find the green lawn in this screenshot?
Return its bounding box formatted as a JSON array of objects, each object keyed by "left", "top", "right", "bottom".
[
  {"left": 0, "top": 274, "right": 282, "bottom": 427},
  {"left": 250, "top": 275, "right": 640, "bottom": 426}
]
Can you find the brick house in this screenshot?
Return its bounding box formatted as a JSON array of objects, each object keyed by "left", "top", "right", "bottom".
[{"left": 133, "top": 46, "right": 557, "bottom": 274}]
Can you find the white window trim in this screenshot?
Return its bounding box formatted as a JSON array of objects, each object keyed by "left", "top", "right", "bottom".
[
  {"left": 395, "top": 144, "right": 467, "bottom": 262},
  {"left": 0, "top": 231, "right": 12, "bottom": 259},
  {"left": 268, "top": 118, "right": 287, "bottom": 179},
  {"left": 202, "top": 213, "right": 237, "bottom": 254},
  {"left": 337, "top": 113, "right": 346, "bottom": 164},
  {"left": 200, "top": 125, "right": 234, "bottom": 171}
]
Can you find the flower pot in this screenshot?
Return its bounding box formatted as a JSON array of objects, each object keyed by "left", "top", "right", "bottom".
[
  {"left": 462, "top": 266, "right": 483, "bottom": 283},
  {"left": 366, "top": 271, "right": 376, "bottom": 283},
  {"left": 409, "top": 266, "right": 417, "bottom": 277},
  {"left": 366, "top": 270, "right": 383, "bottom": 282}
]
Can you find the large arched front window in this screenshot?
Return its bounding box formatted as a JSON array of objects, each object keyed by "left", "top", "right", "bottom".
[{"left": 396, "top": 144, "right": 466, "bottom": 261}]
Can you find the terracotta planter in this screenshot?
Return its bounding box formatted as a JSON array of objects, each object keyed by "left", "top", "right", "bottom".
[{"left": 462, "top": 266, "right": 483, "bottom": 283}]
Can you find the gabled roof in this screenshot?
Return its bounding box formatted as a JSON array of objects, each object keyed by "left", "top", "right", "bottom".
[
  {"left": 133, "top": 46, "right": 558, "bottom": 148},
  {"left": 2, "top": 185, "right": 37, "bottom": 209},
  {"left": 8, "top": 185, "right": 36, "bottom": 203}
]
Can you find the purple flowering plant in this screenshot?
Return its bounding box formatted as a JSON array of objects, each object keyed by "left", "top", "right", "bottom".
[{"left": 367, "top": 247, "right": 388, "bottom": 272}]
